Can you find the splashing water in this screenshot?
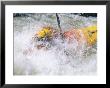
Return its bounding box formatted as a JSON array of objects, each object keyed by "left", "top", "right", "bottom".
[{"left": 14, "top": 13, "right": 97, "bottom": 75}]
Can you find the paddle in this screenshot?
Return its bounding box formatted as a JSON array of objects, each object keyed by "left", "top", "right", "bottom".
[{"left": 56, "top": 13, "right": 63, "bottom": 39}]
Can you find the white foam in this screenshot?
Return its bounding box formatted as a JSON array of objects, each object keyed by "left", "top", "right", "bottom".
[{"left": 14, "top": 14, "right": 97, "bottom": 75}]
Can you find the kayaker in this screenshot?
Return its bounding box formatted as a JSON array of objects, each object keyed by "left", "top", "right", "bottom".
[{"left": 33, "top": 25, "right": 97, "bottom": 49}]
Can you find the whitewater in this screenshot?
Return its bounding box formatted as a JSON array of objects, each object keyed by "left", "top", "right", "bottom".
[{"left": 14, "top": 13, "right": 97, "bottom": 75}]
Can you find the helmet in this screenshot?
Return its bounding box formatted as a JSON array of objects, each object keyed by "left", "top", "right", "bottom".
[{"left": 36, "top": 26, "right": 53, "bottom": 39}]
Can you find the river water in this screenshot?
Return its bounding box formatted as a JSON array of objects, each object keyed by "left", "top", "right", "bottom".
[{"left": 14, "top": 13, "right": 97, "bottom": 75}]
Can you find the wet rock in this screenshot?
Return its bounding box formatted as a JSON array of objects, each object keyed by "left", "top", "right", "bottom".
[
  {"left": 73, "top": 13, "right": 97, "bottom": 17},
  {"left": 13, "top": 13, "right": 35, "bottom": 17}
]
